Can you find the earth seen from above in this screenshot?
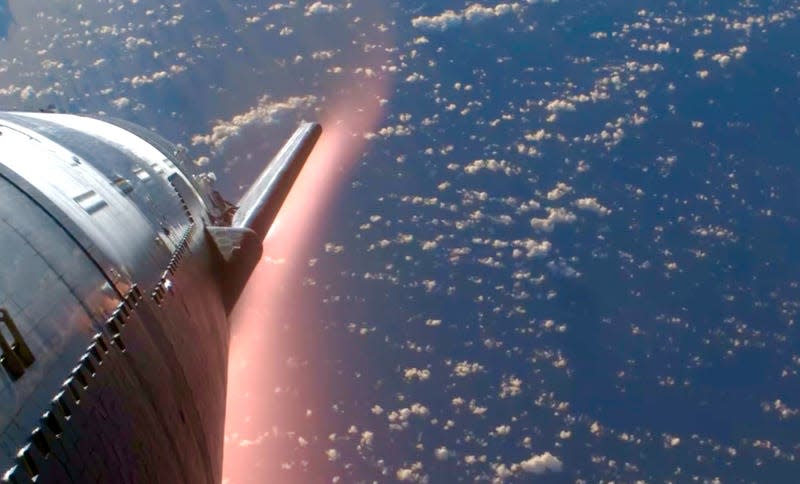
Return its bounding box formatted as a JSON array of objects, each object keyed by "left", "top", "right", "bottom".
[{"left": 1, "top": 0, "right": 799, "bottom": 482}]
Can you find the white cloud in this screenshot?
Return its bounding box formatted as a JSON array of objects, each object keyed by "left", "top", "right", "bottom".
[
  {"left": 129, "top": 70, "right": 170, "bottom": 88},
  {"left": 546, "top": 182, "right": 572, "bottom": 200},
  {"left": 639, "top": 41, "right": 673, "bottom": 53},
  {"left": 711, "top": 53, "right": 731, "bottom": 67},
  {"left": 530, "top": 207, "right": 576, "bottom": 232},
  {"left": 512, "top": 239, "right": 551, "bottom": 258},
  {"left": 495, "top": 463, "right": 514, "bottom": 478},
  {"left": 305, "top": 1, "right": 338, "bottom": 15},
  {"left": 411, "top": 10, "right": 462, "bottom": 31},
  {"left": 499, "top": 376, "right": 522, "bottom": 398},
  {"left": 463, "top": 158, "right": 520, "bottom": 175},
  {"left": 396, "top": 464, "right": 425, "bottom": 482},
  {"left": 574, "top": 197, "right": 611, "bottom": 216},
  {"left": 711, "top": 46, "right": 747, "bottom": 68},
  {"left": 124, "top": 36, "right": 152, "bottom": 50},
  {"left": 111, "top": 97, "right": 130, "bottom": 109},
  {"left": 469, "top": 400, "right": 488, "bottom": 415},
  {"left": 519, "top": 452, "right": 563, "bottom": 474},
  {"left": 730, "top": 45, "right": 748, "bottom": 59},
  {"left": 546, "top": 260, "right": 580, "bottom": 278},
  {"left": 388, "top": 403, "right": 430, "bottom": 425},
  {"left": 360, "top": 431, "right": 374, "bottom": 446},
  {"left": 464, "top": 3, "right": 521, "bottom": 23},
  {"left": 325, "top": 448, "right": 340, "bottom": 461},
  {"left": 403, "top": 368, "right": 431, "bottom": 381},
  {"left": 411, "top": 3, "right": 521, "bottom": 31},
  {"left": 191, "top": 94, "right": 317, "bottom": 150},
  {"left": 452, "top": 361, "right": 484, "bottom": 377},
  {"left": 396, "top": 468, "right": 415, "bottom": 481},
  {"left": 525, "top": 129, "right": 548, "bottom": 141},
  {"left": 545, "top": 99, "right": 576, "bottom": 112}
]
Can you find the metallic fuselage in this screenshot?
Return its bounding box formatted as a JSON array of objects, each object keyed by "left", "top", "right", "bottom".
[{"left": 0, "top": 113, "right": 230, "bottom": 483}]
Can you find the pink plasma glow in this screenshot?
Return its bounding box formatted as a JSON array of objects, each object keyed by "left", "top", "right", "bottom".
[{"left": 222, "top": 80, "right": 388, "bottom": 482}]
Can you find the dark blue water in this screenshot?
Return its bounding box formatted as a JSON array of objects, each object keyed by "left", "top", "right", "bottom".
[{"left": 0, "top": 1, "right": 11, "bottom": 39}]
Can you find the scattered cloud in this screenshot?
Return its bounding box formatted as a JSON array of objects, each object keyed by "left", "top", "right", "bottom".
[
  {"left": 191, "top": 94, "right": 317, "bottom": 150},
  {"left": 411, "top": 3, "right": 521, "bottom": 31},
  {"left": 519, "top": 452, "right": 563, "bottom": 474},
  {"left": 305, "top": 1, "right": 338, "bottom": 16}
]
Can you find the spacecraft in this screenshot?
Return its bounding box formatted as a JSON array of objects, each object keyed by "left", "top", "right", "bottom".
[{"left": 0, "top": 112, "right": 321, "bottom": 483}]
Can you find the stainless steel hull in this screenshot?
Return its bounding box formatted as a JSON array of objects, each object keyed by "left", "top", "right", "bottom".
[{"left": 0, "top": 112, "right": 320, "bottom": 483}]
